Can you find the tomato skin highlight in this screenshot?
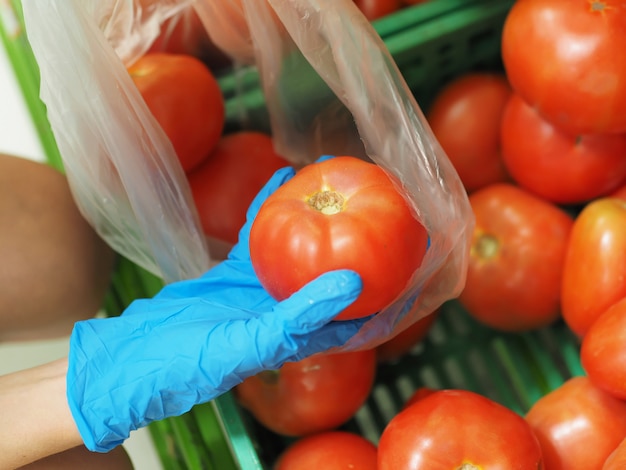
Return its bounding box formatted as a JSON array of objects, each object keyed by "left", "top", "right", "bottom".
[
  {"left": 561, "top": 198, "right": 626, "bottom": 337},
  {"left": 459, "top": 183, "right": 573, "bottom": 332},
  {"left": 501, "top": 0, "right": 626, "bottom": 135},
  {"left": 526, "top": 376, "right": 626, "bottom": 470},
  {"left": 378, "top": 389, "right": 544, "bottom": 470},
  {"left": 249, "top": 156, "right": 429, "bottom": 320},
  {"left": 274, "top": 431, "right": 378, "bottom": 470},
  {"left": 500, "top": 93, "right": 626, "bottom": 205},
  {"left": 128, "top": 52, "right": 224, "bottom": 173},
  {"left": 427, "top": 72, "right": 512, "bottom": 193},
  {"left": 581, "top": 297, "right": 626, "bottom": 400},
  {"left": 235, "top": 349, "right": 376, "bottom": 437}
]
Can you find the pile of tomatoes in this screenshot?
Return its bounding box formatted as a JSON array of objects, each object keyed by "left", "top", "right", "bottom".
[{"left": 126, "top": 0, "right": 626, "bottom": 468}]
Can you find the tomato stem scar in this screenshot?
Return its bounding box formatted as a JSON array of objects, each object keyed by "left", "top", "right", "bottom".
[
  {"left": 308, "top": 191, "right": 345, "bottom": 215},
  {"left": 257, "top": 370, "right": 280, "bottom": 385},
  {"left": 456, "top": 464, "right": 480, "bottom": 470},
  {"left": 473, "top": 233, "right": 499, "bottom": 259}
]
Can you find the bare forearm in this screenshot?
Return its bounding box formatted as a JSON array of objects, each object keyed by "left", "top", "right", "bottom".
[{"left": 0, "top": 357, "right": 83, "bottom": 469}]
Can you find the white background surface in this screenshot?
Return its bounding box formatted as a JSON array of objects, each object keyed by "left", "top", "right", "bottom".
[{"left": 0, "top": 23, "right": 163, "bottom": 470}]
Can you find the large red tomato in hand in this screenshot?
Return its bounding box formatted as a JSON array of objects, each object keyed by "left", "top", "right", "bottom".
[
  {"left": 581, "top": 297, "right": 626, "bottom": 400},
  {"left": 187, "top": 131, "right": 290, "bottom": 247},
  {"left": 234, "top": 349, "right": 376, "bottom": 437},
  {"left": 378, "top": 389, "right": 543, "bottom": 469},
  {"left": 274, "top": 431, "right": 377, "bottom": 470},
  {"left": 561, "top": 198, "right": 626, "bottom": 337},
  {"left": 128, "top": 53, "right": 224, "bottom": 173},
  {"left": 604, "top": 437, "right": 626, "bottom": 470},
  {"left": 426, "top": 73, "right": 512, "bottom": 193},
  {"left": 501, "top": 93, "right": 626, "bottom": 204},
  {"left": 526, "top": 376, "right": 626, "bottom": 470},
  {"left": 459, "top": 183, "right": 573, "bottom": 331},
  {"left": 249, "top": 156, "right": 429, "bottom": 320},
  {"left": 501, "top": 0, "right": 626, "bottom": 135}
]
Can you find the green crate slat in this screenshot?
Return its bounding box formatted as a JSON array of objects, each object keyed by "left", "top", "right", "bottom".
[{"left": 0, "top": 0, "right": 63, "bottom": 170}]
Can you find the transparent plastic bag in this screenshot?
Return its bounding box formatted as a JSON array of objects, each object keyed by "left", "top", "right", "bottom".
[{"left": 22, "top": 0, "right": 474, "bottom": 350}]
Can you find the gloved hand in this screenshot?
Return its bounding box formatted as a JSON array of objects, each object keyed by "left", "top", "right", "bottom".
[{"left": 66, "top": 164, "right": 366, "bottom": 453}]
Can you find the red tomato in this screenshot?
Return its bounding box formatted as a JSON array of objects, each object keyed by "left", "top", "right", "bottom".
[
  {"left": 376, "top": 308, "right": 439, "bottom": 363},
  {"left": 128, "top": 53, "right": 224, "bottom": 173},
  {"left": 274, "top": 431, "right": 377, "bottom": 470},
  {"left": 501, "top": 0, "right": 626, "bottom": 135},
  {"left": 426, "top": 73, "right": 512, "bottom": 193},
  {"left": 234, "top": 349, "right": 376, "bottom": 437},
  {"left": 459, "top": 183, "right": 573, "bottom": 331},
  {"left": 604, "top": 437, "right": 626, "bottom": 470},
  {"left": 581, "top": 297, "right": 626, "bottom": 400},
  {"left": 249, "top": 156, "right": 429, "bottom": 321},
  {"left": 501, "top": 93, "right": 626, "bottom": 204},
  {"left": 352, "top": 0, "right": 403, "bottom": 20},
  {"left": 402, "top": 386, "right": 437, "bottom": 410},
  {"left": 378, "top": 389, "right": 544, "bottom": 469},
  {"left": 187, "top": 131, "right": 290, "bottom": 246},
  {"left": 526, "top": 376, "right": 626, "bottom": 470},
  {"left": 561, "top": 198, "right": 626, "bottom": 337},
  {"left": 610, "top": 184, "right": 626, "bottom": 200}
]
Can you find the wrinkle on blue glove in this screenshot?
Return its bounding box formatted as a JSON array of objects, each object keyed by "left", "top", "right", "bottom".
[{"left": 67, "top": 267, "right": 364, "bottom": 452}]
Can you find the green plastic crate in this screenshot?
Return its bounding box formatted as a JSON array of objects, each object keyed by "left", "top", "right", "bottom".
[{"left": 1, "top": 1, "right": 584, "bottom": 469}]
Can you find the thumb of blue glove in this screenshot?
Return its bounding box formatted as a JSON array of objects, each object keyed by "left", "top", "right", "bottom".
[{"left": 66, "top": 269, "right": 364, "bottom": 452}]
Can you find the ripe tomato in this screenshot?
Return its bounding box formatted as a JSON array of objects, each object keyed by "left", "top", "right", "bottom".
[
  {"left": 376, "top": 308, "right": 439, "bottom": 363},
  {"left": 128, "top": 52, "right": 224, "bottom": 173},
  {"left": 501, "top": 93, "right": 626, "bottom": 205},
  {"left": 581, "top": 297, "right": 626, "bottom": 400},
  {"left": 501, "top": 0, "right": 626, "bottom": 135},
  {"left": 249, "top": 156, "right": 429, "bottom": 321},
  {"left": 378, "top": 389, "right": 543, "bottom": 469},
  {"left": 610, "top": 184, "right": 626, "bottom": 200},
  {"left": 604, "top": 437, "right": 626, "bottom": 470},
  {"left": 459, "top": 183, "right": 573, "bottom": 331},
  {"left": 352, "top": 0, "right": 403, "bottom": 20},
  {"left": 561, "top": 198, "right": 626, "bottom": 337},
  {"left": 426, "top": 73, "right": 512, "bottom": 193},
  {"left": 234, "top": 349, "right": 376, "bottom": 437},
  {"left": 187, "top": 131, "right": 290, "bottom": 247},
  {"left": 526, "top": 376, "right": 626, "bottom": 470},
  {"left": 274, "top": 431, "right": 377, "bottom": 470},
  {"left": 402, "top": 387, "right": 436, "bottom": 410}
]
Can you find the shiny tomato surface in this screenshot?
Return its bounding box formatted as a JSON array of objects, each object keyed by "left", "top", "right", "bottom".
[
  {"left": 501, "top": 93, "right": 626, "bottom": 204},
  {"left": 459, "top": 183, "right": 573, "bottom": 331},
  {"left": 427, "top": 72, "right": 512, "bottom": 193},
  {"left": 501, "top": 0, "right": 626, "bottom": 135},
  {"left": 561, "top": 198, "right": 626, "bottom": 337},
  {"left": 128, "top": 52, "right": 224, "bottom": 173},
  {"left": 581, "top": 297, "right": 626, "bottom": 400},
  {"left": 249, "top": 156, "right": 429, "bottom": 320},
  {"left": 378, "top": 389, "right": 543, "bottom": 469},
  {"left": 526, "top": 376, "right": 626, "bottom": 470},
  {"left": 235, "top": 349, "right": 376, "bottom": 437},
  {"left": 274, "top": 431, "right": 377, "bottom": 470}
]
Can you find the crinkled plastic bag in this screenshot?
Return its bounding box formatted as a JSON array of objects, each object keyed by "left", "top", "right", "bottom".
[{"left": 22, "top": 0, "right": 474, "bottom": 350}]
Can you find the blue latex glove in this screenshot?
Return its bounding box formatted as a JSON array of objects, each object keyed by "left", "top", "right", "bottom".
[{"left": 66, "top": 165, "right": 366, "bottom": 453}]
